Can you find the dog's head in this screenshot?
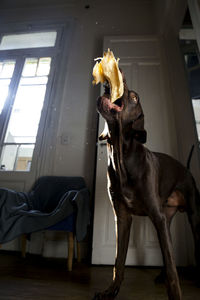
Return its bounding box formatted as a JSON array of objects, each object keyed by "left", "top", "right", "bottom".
[{"left": 97, "top": 71, "right": 147, "bottom": 144}]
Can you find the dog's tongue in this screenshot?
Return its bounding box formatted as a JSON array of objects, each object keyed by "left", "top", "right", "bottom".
[
  {"left": 92, "top": 49, "right": 124, "bottom": 103},
  {"left": 101, "top": 95, "right": 124, "bottom": 112}
]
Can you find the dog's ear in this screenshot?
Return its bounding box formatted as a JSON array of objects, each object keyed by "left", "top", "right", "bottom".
[
  {"left": 99, "top": 121, "right": 109, "bottom": 141},
  {"left": 132, "top": 129, "right": 147, "bottom": 144}
]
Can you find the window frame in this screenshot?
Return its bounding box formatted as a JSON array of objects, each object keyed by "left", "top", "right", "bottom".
[{"left": 0, "top": 22, "right": 70, "bottom": 173}]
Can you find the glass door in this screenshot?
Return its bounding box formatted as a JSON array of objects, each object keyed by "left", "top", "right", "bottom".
[{"left": 0, "top": 56, "right": 52, "bottom": 171}]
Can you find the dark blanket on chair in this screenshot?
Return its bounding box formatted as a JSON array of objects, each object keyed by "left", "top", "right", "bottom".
[{"left": 0, "top": 176, "right": 90, "bottom": 243}]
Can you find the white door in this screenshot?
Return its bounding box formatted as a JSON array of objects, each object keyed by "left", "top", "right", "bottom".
[{"left": 92, "top": 36, "right": 192, "bottom": 266}]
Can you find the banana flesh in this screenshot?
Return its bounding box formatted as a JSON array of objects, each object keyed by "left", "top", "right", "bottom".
[{"left": 92, "top": 49, "right": 124, "bottom": 103}]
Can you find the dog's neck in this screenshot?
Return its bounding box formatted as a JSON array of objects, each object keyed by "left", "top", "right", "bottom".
[
  {"left": 106, "top": 118, "right": 145, "bottom": 186},
  {"left": 106, "top": 119, "right": 145, "bottom": 151}
]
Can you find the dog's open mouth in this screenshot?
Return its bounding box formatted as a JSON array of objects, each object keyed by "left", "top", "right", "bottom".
[{"left": 98, "top": 81, "right": 124, "bottom": 113}]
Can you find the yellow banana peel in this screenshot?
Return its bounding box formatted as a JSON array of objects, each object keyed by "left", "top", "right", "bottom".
[{"left": 92, "top": 49, "right": 124, "bottom": 103}]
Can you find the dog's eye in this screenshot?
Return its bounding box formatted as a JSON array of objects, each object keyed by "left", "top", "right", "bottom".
[
  {"left": 132, "top": 96, "right": 137, "bottom": 103},
  {"left": 129, "top": 92, "right": 138, "bottom": 104}
]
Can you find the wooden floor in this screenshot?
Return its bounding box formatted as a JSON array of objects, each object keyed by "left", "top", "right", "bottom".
[{"left": 0, "top": 251, "right": 200, "bottom": 299}]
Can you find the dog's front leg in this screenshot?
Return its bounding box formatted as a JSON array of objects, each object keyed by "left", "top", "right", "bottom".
[
  {"left": 113, "top": 202, "right": 132, "bottom": 291},
  {"left": 93, "top": 202, "right": 132, "bottom": 300},
  {"left": 151, "top": 213, "right": 182, "bottom": 300}
]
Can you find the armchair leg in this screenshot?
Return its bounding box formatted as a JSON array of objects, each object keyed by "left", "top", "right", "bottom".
[
  {"left": 21, "top": 234, "right": 27, "bottom": 258},
  {"left": 67, "top": 232, "right": 74, "bottom": 271}
]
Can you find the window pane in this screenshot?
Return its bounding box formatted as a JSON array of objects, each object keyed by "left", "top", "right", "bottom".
[
  {"left": 0, "top": 61, "right": 15, "bottom": 78},
  {"left": 37, "top": 57, "right": 51, "bottom": 76},
  {"left": 5, "top": 84, "right": 47, "bottom": 143},
  {"left": 16, "top": 145, "right": 34, "bottom": 171},
  {"left": 0, "top": 145, "right": 18, "bottom": 171},
  {"left": 0, "top": 31, "right": 57, "bottom": 50},
  {"left": 21, "top": 76, "right": 48, "bottom": 85},
  {"left": 0, "top": 144, "right": 34, "bottom": 171},
  {"left": 0, "top": 60, "right": 16, "bottom": 113},
  {"left": 20, "top": 76, "right": 48, "bottom": 85},
  {"left": 22, "top": 58, "right": 38, "bottom": 77}
]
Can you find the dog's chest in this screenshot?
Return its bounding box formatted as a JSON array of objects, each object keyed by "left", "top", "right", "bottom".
[
  {"left": 121, "top": 183, "right": 147, "bottom": 216},
  {"left": 108, "top": 167, "right": 147, "bottom": 216},
  {"left": 107, "top": 145, "right": 148, "bottom": 215}
]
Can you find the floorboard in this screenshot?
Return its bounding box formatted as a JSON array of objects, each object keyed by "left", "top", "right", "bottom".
[{"left": 0, "top": 251, "right": 199, "bottom": 299}]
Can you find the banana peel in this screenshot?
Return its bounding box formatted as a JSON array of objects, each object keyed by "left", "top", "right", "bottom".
[{"left": 92, "top": 49, "right": 124, "bottom": 103}]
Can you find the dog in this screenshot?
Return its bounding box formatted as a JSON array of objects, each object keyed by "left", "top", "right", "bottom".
[{"left": 93, "top": 71, "right": 200, "bottom": 300}]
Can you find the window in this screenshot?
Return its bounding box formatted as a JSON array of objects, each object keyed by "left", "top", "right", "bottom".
[
  {"left": 0, "top": 31, "right": 57, "bottom": 50},
  {"left": 180, "top": 38, "right": 200, "bottom": 143},
  {"left": 180, "top": 5, "right": 200, "bottom": 147},
  {"left": 0, "top": 30, "right": 58, "bottom": 171}
]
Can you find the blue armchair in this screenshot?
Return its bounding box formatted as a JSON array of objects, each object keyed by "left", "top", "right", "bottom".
[{"left": 0, "top": 176, "right": 90, "bottom": 271}]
